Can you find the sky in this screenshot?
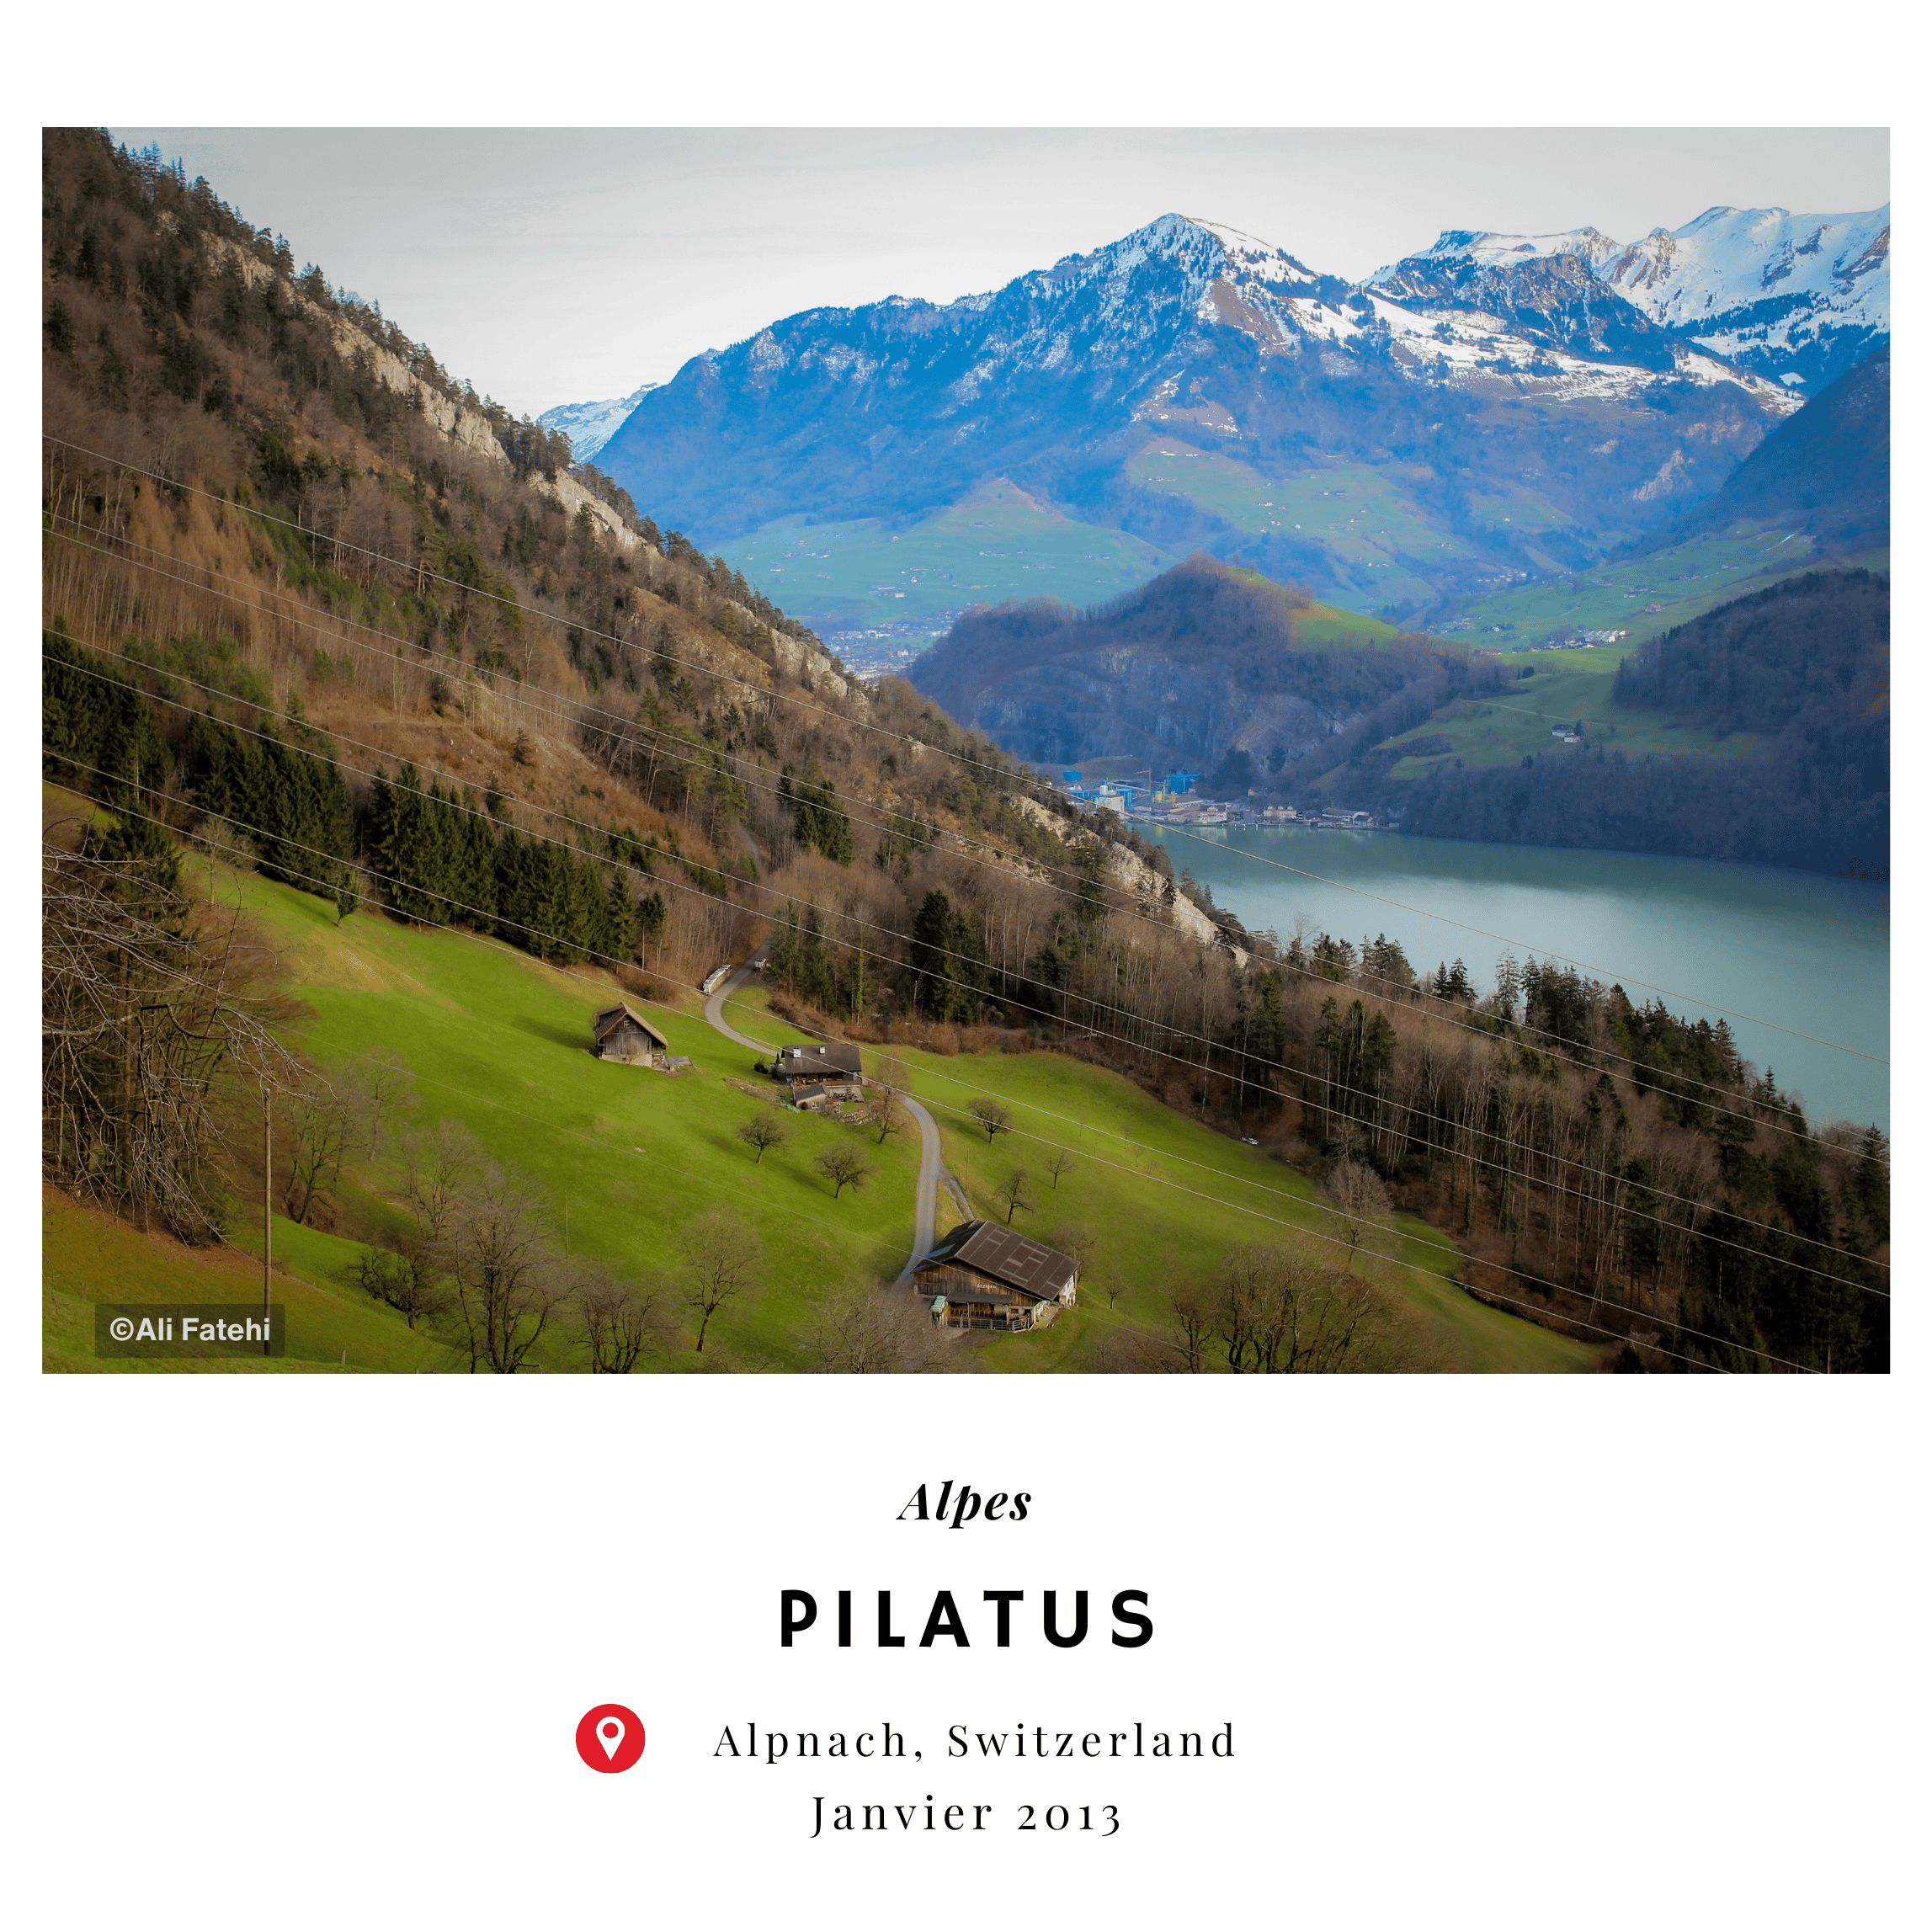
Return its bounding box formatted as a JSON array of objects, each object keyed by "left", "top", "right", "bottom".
[{"left": 110, "top": 127, "right": 1889, "bottom": 420}]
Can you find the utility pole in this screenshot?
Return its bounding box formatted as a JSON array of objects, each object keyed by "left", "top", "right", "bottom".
[{"left": 263, "top": 1085, "right": 272, "bottom": 1357}]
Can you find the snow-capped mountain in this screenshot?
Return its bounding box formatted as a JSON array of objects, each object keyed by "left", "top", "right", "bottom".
[
  {"left": 567, "top": 209, "right": 1890, "bottom": 624},
  {"left": 1374, "top": 205, "right": 1889, "bottom": 389},
  {"left": 594, "top": 212, "right": 1798, "bottom": 543},
  {"left": 537, "top": 381, "right": 657, "bottom": 465}
]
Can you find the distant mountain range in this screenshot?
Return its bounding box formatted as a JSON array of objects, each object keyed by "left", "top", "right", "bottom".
[
  {"left": 551, "top": 203, "right": 1887, "bottom": 631},
  {"left": 1372, "top": 204, "right": 1889, "bottom": 391},
  {"left": 537, "top": 381, "right": 657, "bottom": 464}
]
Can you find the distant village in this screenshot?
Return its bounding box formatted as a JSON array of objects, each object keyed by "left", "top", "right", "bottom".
[{"left": 1046, "top": 767, "right": 1388, "bottom": 832}]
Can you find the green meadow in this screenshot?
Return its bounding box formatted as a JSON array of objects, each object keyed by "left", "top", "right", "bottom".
[
  {"left": 1437, "top": 528, "right": 1881, "bottom": 648},
  {"left": 1126, "top": 443, "right": 1486, "bottom": 609},
  {"left": 42, "top": 1185, "right": 447, "bottom": 1374},
  {"left": 49, "top": 822, "right": 1599, "bottom": 1374},
  {"left": 49, "top": 838, "right": 918, "bottom": 1372},
  {"left": 716, "top": 476, "right": 1180, "bottom": 635},
  {"left": 1375, "top": 664, "right": 1776, "bottom": 780},
  {"left": 727, "top": 985, "right": 1600, "bottom": 1376}
]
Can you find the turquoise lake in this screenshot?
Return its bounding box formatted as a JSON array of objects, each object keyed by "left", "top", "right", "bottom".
[{"left": 1144, "top": 825, "right": 1890, "bottom": 1131}]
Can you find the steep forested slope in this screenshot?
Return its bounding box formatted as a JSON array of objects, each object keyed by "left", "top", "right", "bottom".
[
  {"left": 1671, "top": 350, "right": 1890, "bottom": 550},
  {"left": 1397, "top": 572, "right": 1888, "bottom": 876},
  {"left": 913, "top": 556, "right": 1507, "bottom": 781}
]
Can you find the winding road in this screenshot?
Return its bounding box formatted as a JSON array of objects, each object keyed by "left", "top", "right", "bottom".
[{"left": 702, "top": 961, "right": 950, "bottom": 1285}]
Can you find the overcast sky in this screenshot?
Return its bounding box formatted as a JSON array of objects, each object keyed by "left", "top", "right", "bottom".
[{"left": 111, "top": 127, "right": 1889, "bottom": 419}]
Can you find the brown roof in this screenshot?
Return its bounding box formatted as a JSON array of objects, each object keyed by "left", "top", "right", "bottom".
[
  {"left": 593, "top": 1003, "right": 668, "bottom": 1049},
  {"left": 774, "top": 1041, "right": 864, "bottom": 1077},
  {"left": 913, "top": 1221, "right": 1076, "bottom": 1300}
]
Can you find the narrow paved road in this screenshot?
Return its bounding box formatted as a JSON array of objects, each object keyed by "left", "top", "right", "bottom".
[{"left": 701, "top": 961, "right": 947, "bottom": 1285}]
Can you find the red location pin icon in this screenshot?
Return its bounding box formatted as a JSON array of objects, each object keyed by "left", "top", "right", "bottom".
[{"left": 576, "top": 1704, "right": 646, "bottom": 1773}]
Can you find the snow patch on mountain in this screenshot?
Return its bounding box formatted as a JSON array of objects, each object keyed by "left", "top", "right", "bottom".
[
  {"left": 1380, "top": 225, "right": 1624, "bottom": 276},
  {"left": 1600, "top": 205, "right": 1889, "bottom": 323},
  {"left": 1373, "top": 204, "right": 1888, "bottom": 386},
  {"left": 537, "top": 382, "right": 658, "bottom": 464}
]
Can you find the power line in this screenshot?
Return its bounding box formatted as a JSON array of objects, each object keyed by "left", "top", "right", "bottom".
[
  {"left": 45, "top": 637, "right": 1887, "bottom": 1285},
  {"left": 42, "top": 828, "right": 908, "bottom": 1269},
  {"left": 44, "top": 641, "right": 1888, "bottom": 1282},
  {"left": 72, "top": 810, "right": 1740, "bottom": 1376},
  {"left": 45, "top": 434, "right": 1882, "bottom": 1067},
  {"left": 45, "top": 771, "right": 1835, "bottom": 1371},
  {"left": 44, "top": 519, "right": 1859, "bottom": 1144}
]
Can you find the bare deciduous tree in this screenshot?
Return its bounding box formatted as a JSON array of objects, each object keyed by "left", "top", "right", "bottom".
[
  {"left": 1090, "top": 1326, "right": 1187, "bottom": 1372},
  {"left": 1211, "top": 1237, "right": 1418, "bottom": 1373},
  {"left": 801, "top": 1280, "right": 949, "bottom": 1373},
  {"left": 679, "top": 1206, "right": 766, "bottom": 1353},
  {"left": 1322, "top": 1158, "right": 1402, "bottom": 1278},
  {"left": 1165, "top": 1278, "right": 1217, "bottom": 1373},
  {"left": 969, "top": 1099, "right": 1014, "bottom": 1145},
  {"left": 995, "top": 1167, "right": 1036, "bottom": 1226},
  {"left": 736, "top": 1110, "right": 790, "bottom": 1164},
  {"left": 284, "top": 1083, "right": 354, "bottom": 1225},
  {"left": 355, "top": 1048, "right": 417, "bottom": 1157},
  {"left": 870, "top": 1094, "right": 907, "bottom": 1147},
  {"left": 346, "top": 1237, "right": 445, "bottom": 1329},
  {"left": 815, "top": 1144, "right": 873, "bottom": 1200},
  {"left": 402, "top": 1119, "right": 482, "bottom": 1242},
  {"left": 577, "top": 1262, "right": 673, "bottom": 1373},
  {"left": 42, "top": 825, "right": 303, "bottom": 1238},
  {"left": 1044, "top": 1145, "right": 1076, "bottom": 1190},
  {"left": 437, "top": 1160, "right": 569, "bottom": 1373}
]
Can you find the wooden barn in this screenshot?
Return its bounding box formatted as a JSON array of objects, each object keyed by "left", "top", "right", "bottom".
[
  {"left": 912, "top": 1221, "right": 1079, "bottom": 1332},
  {"left": 592, "top": 1003, "right": 673, "bottom": 1068},
  {"left": 765, "top": 1041, "right": 865, "bottom": 1104}
]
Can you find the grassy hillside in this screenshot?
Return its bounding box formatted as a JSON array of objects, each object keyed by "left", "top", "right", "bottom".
[
  {"left": 1122, "top": 441, "right": 1589, "bottom": 613},
  {"left": 234, "top": 850, "right": 918, "bottom": 1368},
  {"left": 721, "top": 985, "right": 1599, "bottom": 1376},
  {"left": 1373, "top": 666, "right": 1775, "bottom": 781},
  {"left": 1127, "top": 444, "right": 1463, "bottom": 609},
  {"left": 713, "top": 477, "right": 1181, "bottom": 638},
  {"left": 43, "top": 1184, "right": 447, "bottom": 1374},
  {"left": 46, "top": 787, "right": 1597, "bottom": 1374},
  {"left": 1434, "top": 527, "right": 1888, "bottom": 652}
]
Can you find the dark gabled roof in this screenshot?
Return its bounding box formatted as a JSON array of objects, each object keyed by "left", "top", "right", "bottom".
[
  {"left": 593, "top": 1002, "right": 669, "bottom": 1049},
  {"left": 774, "top": 1041, "right": 864, "bottom": 1075},
  {"left": 913, "top": 1221, "right": 1076, "bottom": 1299}
]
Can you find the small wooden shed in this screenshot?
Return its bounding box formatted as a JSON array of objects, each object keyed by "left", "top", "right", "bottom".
[{"left": 592, "top": 1003, "right": 672, "bottom": 1068}]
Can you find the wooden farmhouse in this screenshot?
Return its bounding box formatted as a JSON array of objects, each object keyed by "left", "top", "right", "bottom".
[
  {"left": 764, "top": 1041, "right": 865, "bottom": 1108},
  {"left": 592, "top": 1003, "right": 673, "bottom": 1068},
  {"left": 913, "top": 1221, "right": 1079, "bottom": 1332}
]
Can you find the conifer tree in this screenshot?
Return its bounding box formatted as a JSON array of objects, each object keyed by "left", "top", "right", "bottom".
[{"left": 765, "top": 900, "right": 801, "bottom": 990}]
